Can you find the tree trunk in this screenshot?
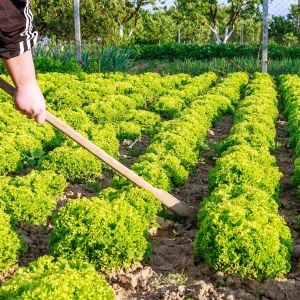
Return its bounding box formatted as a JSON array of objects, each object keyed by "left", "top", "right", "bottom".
[
  {"left": 73, "top": 0, "right": 82, "bottom": 65},
  {"left": 262, "top": 0, "right": 269, "bottom": 73},
  {"left": 297, "top": 0, "right": 300, "bottom": 34},
  {"left": 119, "top": 24, "right": 124, "bottom": 38},
  {"left": 223, "top": 26, "right": 235, "bottom": 44},
  {"left": 209, "top": 25, "right": 222, "bottom": 44},
  {"left": 177, "top": 28, "right": 181, "bottom": 44},
  {"left": 240, "top": 26, "right": 244, "bottom": 45},
  {"left": 128, "top": 27, "right": 135, "bottom": 37}
]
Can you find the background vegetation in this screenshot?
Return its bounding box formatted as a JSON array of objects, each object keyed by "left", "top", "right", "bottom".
[
  {"left": 31, "top": 0, "right": 299, "bottom": 46},
  {"left": 2, "top": 1, "right": 298, "bottom": 75}
]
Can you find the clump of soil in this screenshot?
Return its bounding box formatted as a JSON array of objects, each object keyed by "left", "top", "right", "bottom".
[
  {"left": 119, "top": 136, "right": 152, "bottom": 167},
  {"left": 17, "top": 223, "right": 50, "bottom": 267}
]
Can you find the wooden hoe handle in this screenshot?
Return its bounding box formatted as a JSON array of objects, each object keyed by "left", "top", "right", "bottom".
[{"left": 0, "top": 78, "right": 195, "bottom": 219}]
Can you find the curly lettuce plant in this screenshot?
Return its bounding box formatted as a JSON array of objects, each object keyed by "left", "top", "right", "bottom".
[
  {"left": 279, "top": 75, "right": 300, "bottom": 195},
  {"left": 0, "top": 256, "right": 115, "bottom": 299},
  {"left": 49, "top": 197, "right": 150, "bottom": 271},
  {"left": 38, "top": 146, "right": 102, "bottom": 183},
  {"left": 195, "top": 73, "right": 292, "bottom": 280},
  {"left": 0, "top": 208, "right": 25, "bottom": 272},
  {"left": 0, "top": 170, "right": 67, "bottom": 225},
  {"left": 195, "top": 191, "right": 292, "bottom": 280}
]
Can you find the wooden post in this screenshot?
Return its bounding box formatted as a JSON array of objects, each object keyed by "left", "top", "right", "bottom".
[
  {"left": 240, "top": 26, "right": 244, "bottom": 45},
  {"left": 297, "top": 0, "right": 300, "bottom": 35},
  {"left": 177, "top": 28, "right": 181, "bottom": 44},
  {"left": 262, "top": 0, "right": 269, "bottom": 73},
  {"left": 73, "top": 0, "right": 82, "bottom": 65}
]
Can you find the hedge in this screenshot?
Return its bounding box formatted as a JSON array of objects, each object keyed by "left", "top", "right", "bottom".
[{"left": 130, "top": 43, "right": 300, "bottom": 60}]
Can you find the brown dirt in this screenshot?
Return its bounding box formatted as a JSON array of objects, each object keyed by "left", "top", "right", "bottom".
[
  {"left": 129, "top": 63, "right": 150, "bottom": 75},
  {"left": 119, "top": 136, "right": 152, "bottom": 167},
  {"left": 154, "top": 63, "right": 168, "bottom": 74},
  {"left": 172, "top": 114, "right": 233, "bottom": 209},
  {"left": 18, "top": 223, "right": 50, "bottom": 267}
]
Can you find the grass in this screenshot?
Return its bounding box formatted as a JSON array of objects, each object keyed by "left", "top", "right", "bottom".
[
  {"left": 33, "top": 42, "right": 134, "bottom": 73},
  {"left": 160, "top": 57, "right": 300, "bottom": 76}
]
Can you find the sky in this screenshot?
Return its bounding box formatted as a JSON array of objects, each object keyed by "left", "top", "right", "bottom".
[{"left": 162, "top": 0, "right": 298, "bottom": 16}]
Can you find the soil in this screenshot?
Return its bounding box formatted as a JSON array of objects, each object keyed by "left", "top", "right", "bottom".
[
  {"left": 1, "top": 111, "right": 300, "bottom": 299},
  {"left": 153, "top": 63, "right": 168, "bottom": 74},
  {"left": 129, "top": 63, "right": 150, "bottom": 75},
  {"left": 119, "top": 136, "right": 152, "bottom": 167},
  {"left": 128, "top": 61, "right": 168, "bottom": 75}
]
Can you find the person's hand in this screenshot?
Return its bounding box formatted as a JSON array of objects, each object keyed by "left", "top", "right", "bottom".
[
  {"left": 14, "top": 81, "right": 46, "bottom": 124},
  {"left": 3, "top": 50, "right": 46, "bottom": 124}
]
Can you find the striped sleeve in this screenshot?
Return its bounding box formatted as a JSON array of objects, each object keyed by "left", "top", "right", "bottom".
[{"left": 0, "top": 0, "right": 38, "bottom": 59}]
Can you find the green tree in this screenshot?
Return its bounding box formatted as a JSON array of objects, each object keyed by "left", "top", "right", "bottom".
[
  {"left": 269, "top": 16, "right": 297, "bottom": 46},
  {"left": 133, "top": 11, "right": 177, "bottom": 44},
  {"left": 289, "top": 2, "right": 300, "bottom": 40},
  {"left": 31, "top": 0, "right": 160, "bottom": 44},
  {"left": 231, "top": 17, "right": 261, "bottom": 45},
  {"left": 99, "top": 0, "right": 157, "bottom": 40},
  {"left": 31, "top": 0, "right": 109, "bottom": 41},
  {"left": 175, "top": 0, "right": 261, "bottom": 44},
  {"left": 168, "top": 7, "right": 211, "bottom": 44}
]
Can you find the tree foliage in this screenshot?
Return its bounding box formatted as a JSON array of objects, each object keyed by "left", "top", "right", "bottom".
[
  {"left": 99, "top": 0, "right": 157, "bottom": 39},
  {"left": 175, "top": 0, "right": 261, "bottom": 44},
  {"left": 30, "top": 0, "right": 298, "bottom": 46},
  {"left": 31, "top": 0, "right": 159, "bottom": 43},
  {"left": 269, "top": 16, "right": 299, "bottom": 46},
  {"left": 134, "top": 11, "right": 176, "bottom": 44},
  {"left": 31, "top": 0, "right": 105, "bottom": 41}
]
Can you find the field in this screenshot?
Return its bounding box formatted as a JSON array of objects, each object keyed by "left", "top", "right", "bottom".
[{"left": 0, "top": 71, "right": 300, "bottom": 299}]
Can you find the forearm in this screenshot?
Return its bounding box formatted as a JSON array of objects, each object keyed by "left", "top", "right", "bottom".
[
  {"left": 2, "top": 50, "right": 46, "bottom": 124},
  {"left": 3, "top": 50, "right": 37, "bottom": 88}
]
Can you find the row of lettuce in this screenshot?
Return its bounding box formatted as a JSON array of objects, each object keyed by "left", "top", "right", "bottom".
[
  {"left": 279, "top": 74, "right": 300, "bottom": 219},
  {"left": 0, "top": 72, "right": 248, "bottom": 297},
  {"left": 0, "top": 71, "right": 216, "bottom": 297},
  {"left": 195, "top": 73, "right": 292, "bottom": 280}
]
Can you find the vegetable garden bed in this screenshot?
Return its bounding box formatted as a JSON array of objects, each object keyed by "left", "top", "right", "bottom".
[{"left": 0, "top": 72, "right": 300, "bottom": 299}]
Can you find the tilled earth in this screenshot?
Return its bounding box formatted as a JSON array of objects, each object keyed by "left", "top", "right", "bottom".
[{"left": 1, "top": 113, "right": 300, "bottom": 300}]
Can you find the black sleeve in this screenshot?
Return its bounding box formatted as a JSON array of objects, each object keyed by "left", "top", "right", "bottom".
[{"left": 0, "top": 0, "right": 38, "bottom": 59}]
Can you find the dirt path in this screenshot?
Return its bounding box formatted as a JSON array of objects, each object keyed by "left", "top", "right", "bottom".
[{"left": 276, "top": 114, "right": 300, "bottom": 274}]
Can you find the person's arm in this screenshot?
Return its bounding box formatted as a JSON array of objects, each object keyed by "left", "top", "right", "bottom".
[
  {"left": 0, "top": 0, "right": 46, "bottom": 124},
  {"left": 3, "top": 50, "right": 46, "bottom": 124}
]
